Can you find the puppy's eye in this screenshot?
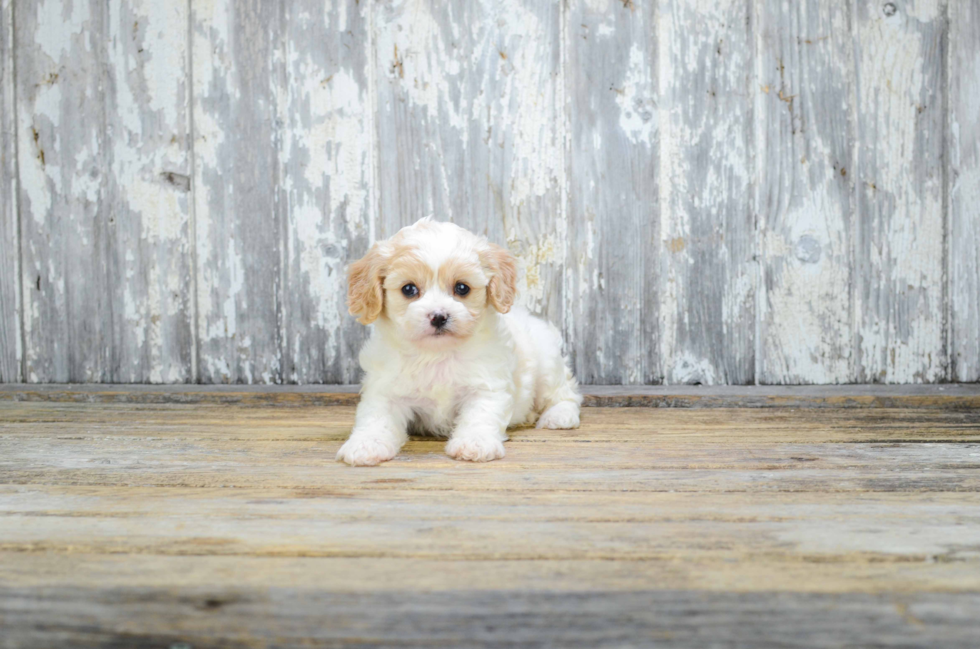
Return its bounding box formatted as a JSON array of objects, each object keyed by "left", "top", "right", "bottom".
[
  {"left": 454, "top": 282, "right": 470, "bottom": 297},
  {"left": 401, "top": 283, "right": 419, "bottom": 298}
]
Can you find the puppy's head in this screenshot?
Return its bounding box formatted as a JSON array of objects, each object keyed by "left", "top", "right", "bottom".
[{"left": 348, "top": 218, "right": 517, "bottom": 348}]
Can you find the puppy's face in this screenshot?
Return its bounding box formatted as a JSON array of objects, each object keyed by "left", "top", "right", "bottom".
[{"left": 347, "top": 219, "right": 517, "bottom": 349}]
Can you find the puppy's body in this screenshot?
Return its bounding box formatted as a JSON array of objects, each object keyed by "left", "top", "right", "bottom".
[
  {"left": 361, "top": 306, "right": 579, "bottom": 436},
  {"left": 337, "top": 219, "right": 581, "bottom": 466}
]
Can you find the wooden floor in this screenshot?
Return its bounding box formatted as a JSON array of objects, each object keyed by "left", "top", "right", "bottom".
[{"left": 1, "top": 389, "right": 979, "bottom": 647}]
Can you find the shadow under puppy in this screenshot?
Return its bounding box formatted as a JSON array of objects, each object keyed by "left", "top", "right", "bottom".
[{"left": 337, "top": 218, "right": 582, "bottom": 466}]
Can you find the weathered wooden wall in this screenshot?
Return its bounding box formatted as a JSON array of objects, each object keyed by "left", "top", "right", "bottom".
[{"left": 0, "top": 0, "right": 977, "bottom": 385}]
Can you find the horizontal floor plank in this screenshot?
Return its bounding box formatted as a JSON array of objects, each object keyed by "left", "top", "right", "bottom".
[
  {"left": 3, "top": 383, "right": 980, "bottom": 408},
  {"left": 1, "top": 399, "right": 977, "bottom": 646},
  {"left": 1, "top": 552, "right": 978, "bottom": 595},
  {"left": 3, "top": 405, "right": 979, "bottom": 442},
  {"left": 1, "top": 487, "right": 977, "bottom": 563},
  {"left": 2, "top": 587, "right": 979, "bottom": 649}
]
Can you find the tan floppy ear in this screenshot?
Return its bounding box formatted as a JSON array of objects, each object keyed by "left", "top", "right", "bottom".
[
  {"left": 347, "top": 244, "right": 387, "bottom": 324},
  {"left": 482, "top": 243, "right": 518, "bottom": 313}
]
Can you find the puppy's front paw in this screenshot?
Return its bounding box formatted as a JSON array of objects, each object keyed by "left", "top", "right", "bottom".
[
  {"left": 336, "top": 435, "right": 399, "bottom": 466},
  {"left": 536, "top": 401, "right": 580, "bottom": 430},
  {"left": 445, "top": 435, "right": 505, "bottom": 463}
]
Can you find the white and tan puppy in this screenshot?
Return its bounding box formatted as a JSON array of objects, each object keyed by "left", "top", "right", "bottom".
[{"left": 336, "top": 218, "right": 582, "bottom": 466}]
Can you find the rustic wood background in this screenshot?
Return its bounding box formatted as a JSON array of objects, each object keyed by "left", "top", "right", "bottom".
[{"left": 0, "top": 0, "right": 977, "bottom": 385}]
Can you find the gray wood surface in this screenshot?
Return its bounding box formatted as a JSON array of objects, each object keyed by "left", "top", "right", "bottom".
[
  {"left": 854, "top": 0, "right": 946, "bottom": 383},
  {"left": 191, "top": 0, "right": 283, "bottom": 384},
  {"left": 375, "top": 0, "right": 565, "bottom": 325},
  {"left": 2, "top": 588, "right": 978, "bottom": 649},
  {"left": 949, "top": 0, "right": 980, "bottom": 382},
  {"left": 658, "top": 0, "right": 755, "bottom": 385},
  {"left": 0, "top": 0, "right": 17, "bottom": 382},
  {"left": 5, "top": 382, "right": 980, "bottom": 409},
  {"left": 1, "top": 400, "right": 978, "bottom": 646},
  {"left": 756, "top": 0, "right": 855, "bottom": 384},
  {"left": 565, "top": 0, "right": 658, "bottom": 385},
  {"left": 105, "top": 0, "right": 195, "bottom": 383},
  {"left": 1, "top": 0, "right": 977, "bottom": 385},
  {"left": 280, "top": 0, "right": 373, "bottom": 384},
  {"left": 16, "top": 0, "right": 111, "bottom": 382}
]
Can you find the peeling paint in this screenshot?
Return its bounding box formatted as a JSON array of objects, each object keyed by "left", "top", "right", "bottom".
[
  {"left": 1, "top": 0, "right": 21, "bottom": 381},
  {"left": 949, "top": 13, "right": 980, "bottom": 380},
  {"left": 4, "top": 0, "right": 973, "bottom": 386},
  {"left": 855, "top": 0, "right": 945, "bottom": 382},
  {"left": 757, "top": 0, "right": 854, "bottom": 385},
  {"left": 34, "top": 0, "right": 89, "bottom": 61},
  {"left": 658, "top": 0, "right": 753, "bottom": 384},
  {"left": 615, "top": 43, "right": 656, "bottom": 145}
]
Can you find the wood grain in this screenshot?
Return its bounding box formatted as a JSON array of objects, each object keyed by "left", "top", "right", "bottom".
[
  {"left": 374, "top": 0, "right": 565, "bottom": 324},
  {"left": 16, "top": 0, "right": 110, "bottom": 382},
  {"left": 854, "top": 0, "right": 946, "bottom": 383},
  {"left": 104, "top": 0, "right": 194, "bottom": 383},
  {"left": 191, "top": 0, "right": 282, "bottom": 383},
  {"left": 1, "top": 2, "right": 978, "bottom": 385},
  {"left": 2, "top": 586, "right": 977, "bottom": 649},
  {"left": 14, "top": 1, "right": 193, "bottom": 383},
  {"left": 948, "top": 0, "right": 980, "bottom": 382},
  {"left": 280, "top": 0, "right": 373, "bottom": 384},
  {"left": 4, "top": 382, "right": 980, "bottom": 408},
  {"left": 0, "top": 0, "right": 18, "bottom": 382},
  {"left": 0, "top": 400, "right": 978, "bottom": 645},
  {"left": 565, "top": 0, "right": 658, "bottom": 384},
  {"left": 658, "top": 0, "right": 755, "bottom": 385},
  {"left": 756, "top": 0, "right": 855, "bottom": 384}
]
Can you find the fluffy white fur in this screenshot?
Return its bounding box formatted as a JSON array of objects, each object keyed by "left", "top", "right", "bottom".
[{"left": 336, "top": 218, "right": 582, "bottom": 466}]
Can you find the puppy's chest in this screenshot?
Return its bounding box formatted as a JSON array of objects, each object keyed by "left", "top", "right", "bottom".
[{"left": 396, "top": 359, "right": 470, "bottom": 435}]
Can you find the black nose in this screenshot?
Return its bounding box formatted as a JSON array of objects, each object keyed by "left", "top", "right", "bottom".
[{"left": 430, "top": 313, "right": 449, "bottom": 329}]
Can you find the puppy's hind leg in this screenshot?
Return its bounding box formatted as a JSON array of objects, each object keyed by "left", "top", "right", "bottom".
[
  {"left": 536, "top": 400, "right": 580, "bottom": 430},
  {"left": 535, "top": 366, "right": 582, "bottom": 430}
]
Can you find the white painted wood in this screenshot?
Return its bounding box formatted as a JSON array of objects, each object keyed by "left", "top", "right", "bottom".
[
  {"left": 756, "top": 0, "right": 855, "bottom": 384},
  {"left": 854, "top": 0, "right": 946, "bottom": 383},
  {"left": 104, "top": 0, "right": 194, "bottom": 383},
  {"left": 565, "top": 0, "right": 658, "bottom": 385},
  {"left": 15, "top": 0, "right": 192, "bottom": 383},
  {"left": 0, "top": 0, "right": 19, "bottom": 382},
  {"left": 191, "top": 0, "right": 283, "bottom": 383},
  {"left": 948, "top": 0, "right": 980, "bottom": 382},
  {"left": 658, "top": 0, "right": 755, "bottom": 384},
  {"left": 2, "top": 0, "right": 976, "bottom": 385},
  {"left": 281, "top": 0, "right": 373, "bottom": 384},
  {"left": 374, "top": 0, "right": 565, "bottom": 324},
  {"left": 16, "top": 0, "right": 110, "bottom": 382}
]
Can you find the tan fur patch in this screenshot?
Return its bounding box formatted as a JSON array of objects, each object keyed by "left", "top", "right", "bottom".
[
  {"left": 383, "top": 247, "right": 434, "bottom": 293},
  {"left": 438, "top": 257, "right": 485, "bottom": 293},
  {"left": 347, "top": 244, "right": 387, "bottom": 324},
  {"left": 481, "top": 244, "right": 518, "bottom": 313}
]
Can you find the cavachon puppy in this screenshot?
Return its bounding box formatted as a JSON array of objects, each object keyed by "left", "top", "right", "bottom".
[{"left": 337, "top": 218, "right": 582, "bottom": 466}]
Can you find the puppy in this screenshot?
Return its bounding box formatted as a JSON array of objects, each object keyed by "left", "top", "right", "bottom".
[{"left": 336, "top": 218, "right": 582, "bottom": 466}]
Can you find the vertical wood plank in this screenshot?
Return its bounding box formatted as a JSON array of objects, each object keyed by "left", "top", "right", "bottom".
[
  {"left": 374, "top": 0, "right": 565, "bottom": 324},
  {"left": 854, "top": 0, "right": 945, "bottom": 383},
  {"left": 948, "top": 0, "right": 980, "bottom": 382},
  {"left": 564, "top": 0, "right": 658, "bottom": 384},
  {"left": 192, "top": 0, "right": 282, "bottom": 383},
  {"left": 756, "top": 0, "right": 855, "bottom": 384},
  {"left": 0, "top": 0, "right": 19, "bottom": 382},
  {"left": 104, "top": 0, "right": 194, "bottom": 382},
  {"left": 281, "top": 0, "right": 373, "bottom": 384},
  {"left": 658, "top": 0, "right": 755, "bottom": 385},
  {"left": 16, "top": 0, "right": 109, "bottom": 382},
  {"left": 15, "top": 0, "right": 192, "bottom": 384}
]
